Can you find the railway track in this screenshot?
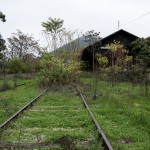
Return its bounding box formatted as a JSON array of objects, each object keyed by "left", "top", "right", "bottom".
[
  {"left": 0, "top": 86, "right": 113, "bottom": 150},
  {"left": 76, "top": 87, "right": 113, "bottom": 150}
]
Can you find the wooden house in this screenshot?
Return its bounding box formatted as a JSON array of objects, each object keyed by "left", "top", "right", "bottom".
[{"left": 81, "top": 29, "right": 139, "bottom": 69}]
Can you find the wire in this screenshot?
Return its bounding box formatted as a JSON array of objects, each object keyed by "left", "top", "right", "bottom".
[{"left": 121, "top": 11, "right": 150, "bottom": 27}]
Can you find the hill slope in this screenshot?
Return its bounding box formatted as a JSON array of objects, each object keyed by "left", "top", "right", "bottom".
[{"left": 52, "top": 36, "right": 102, "bottom": 53}]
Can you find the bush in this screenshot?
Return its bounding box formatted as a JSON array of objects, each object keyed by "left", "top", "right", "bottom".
[
  {"left": 0, "top": 80, "right": 14, "bottom": 91},
  {"left": 38, "top": 50, "right": 81, "bottom": 86},
  {"left": 7, "top": 58, "right": 25, "bottom": 74}
]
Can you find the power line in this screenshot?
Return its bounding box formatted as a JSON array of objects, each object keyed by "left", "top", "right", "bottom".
[{"left": 121, "top": 11, "right": 150, "bottom": 27}]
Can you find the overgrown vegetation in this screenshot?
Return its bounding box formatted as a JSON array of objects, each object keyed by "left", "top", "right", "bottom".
[
  {"left": 1, "top": 14, "right": 150, "bottom": 149},
  {"left": 0, "top": 85, "right": 103, "bottom": 150},
  {"left": 38, "top": 50, "right": 81, "bottom": 86},
  {"left": 79, "top": 77, "right": 150, "bottom": 150},
  {"left": 0, "top": 79, "right": 39, "bottom": 124}
]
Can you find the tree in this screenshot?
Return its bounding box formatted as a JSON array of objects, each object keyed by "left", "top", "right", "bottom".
[
  {"left": 95, "top": 54, "right": 108, "bottom": 99},
  {"left": 83, "top": 30, "right": 100, "bottom": 72},
  {"left": 106, "top": 41, "right": 129, "bottom": 86},
  {"left": 0, "top": 34, "right": 6, "bottom": 59},
  {"left": 0, "top": 11, "right": 7, "bottom": 80},
  {"left": 41, "top": 17, "right": 64, "bottom": 52},
  {"left": 0, "top": 11, "right": 6, "bottom": 59},
  {"left": 8, "top": 58, "right": 25, "bottom": 74},
  {"left": 131, "top": 38, "right": 150, "bottom": 67},
  {"left": 131, "top": 38, "right": 150, "bottom": 96},
  {"left": 0, "top": 11, "right": 6, "bottom": 22},
  {"left": 38, "top": 50, "right": 81, "bottom": 86},
  {"left": 7, "top": 30, "right": 41, "bottom": 60},
  {"left": 82, "top": 30, "right": 101, "bottom": 100}
]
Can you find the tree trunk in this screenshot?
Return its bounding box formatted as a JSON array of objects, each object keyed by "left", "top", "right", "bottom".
[{"left": 145, "top": 71, "right": 148, "bottom": 97}]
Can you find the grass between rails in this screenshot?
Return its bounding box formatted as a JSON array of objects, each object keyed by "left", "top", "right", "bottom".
[
  {"left": 0, "top": 79, "right": 40, "bottom": 124},
  {"left": 79, "top": 77, "right": 150, "bottom": 150},
  {"left": 0, "top": 85, "right": 103, "bottom": 150}
]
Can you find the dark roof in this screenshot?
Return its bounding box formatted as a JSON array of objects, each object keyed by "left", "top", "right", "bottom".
[
  {"left": 101, "top": 29, "right": 139, "bottom": 42},
  {"left": 82, "top": 29, "right": 139, "bottom": 49},
  {"left": 99, "top": 29, "right": 139, "bottom": 51}
]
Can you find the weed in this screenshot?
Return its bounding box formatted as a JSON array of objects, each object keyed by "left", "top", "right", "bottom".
[
  {"left": 0, "top": 80, "right": 14, "bottom": 91},
  {"left": 79, "top": 77, "right": 150, "bottom": 149}
]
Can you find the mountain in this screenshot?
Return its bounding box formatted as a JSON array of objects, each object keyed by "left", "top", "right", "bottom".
[{"left": 51, "top": 36, "right": 102, "bottom": 53}]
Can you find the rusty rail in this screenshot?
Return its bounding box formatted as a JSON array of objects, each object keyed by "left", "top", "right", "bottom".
[
  {"left": 0, "top": 89, "right": 48, "bottom": 130},
  {"left": 76, "top": 87, "right": 113, "bottom": 150}
]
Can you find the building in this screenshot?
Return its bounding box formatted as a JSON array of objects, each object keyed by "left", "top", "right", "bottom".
[{"left": 81, "top": 29, "right": 139, "bottom": 69}]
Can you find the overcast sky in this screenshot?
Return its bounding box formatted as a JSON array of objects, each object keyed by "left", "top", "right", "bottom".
[{"left": 0, "top": 0, "right": 150, "bottom": 47}]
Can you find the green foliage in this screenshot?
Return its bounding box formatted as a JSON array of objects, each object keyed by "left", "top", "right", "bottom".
[
  {"left": 41, "top": 17, "right": 64, "bottom": 51},
  {"left": 130, "top": 38, "right": 150, "bottom": 96},
  {"left": 0, "top": 34, "right": 6, "bottom": 59},
  {"left": 106, "top": 41, "right": 128, "bottom": 67},
  {"left": 131, "top": 38, "right": 150, "bottom": 66},
  {"left": 39, "top": 54, "right": 69, "bottom": 85},
  {"left": 42, "top": 17, "right": 64, "bottom": 33},
  {"left": 8, "top": 58, "right": 25, "bottom": 74},
  {"left": 124, "top": 55, "right": 133, "bottom": 65},
  {"left": 0, "top": 79, "right": 38, "bottom": 124},
  {"left": 106, "top": 65, "right": 121, "bottom": 74},
  {"left": 0, "top": 85, "right": 102, "bottom": 149},
  {"left": 38, "top": 50, "right": 81, "bottom": 86},
  {"left": 96, "top": 54, "right": 108, "bottom": 68},
  {"left": 0, "top": 80, "right": 14, "bottom": 91},
  {"left": 104, "top": 41, "right": 130, "bottom": 86},
  {"left": 0, "top": 11, "right": 6, "bottom": 70},
  {"left": 5, "top": 57, "right": 41, "bottom": 79},
  {"left": 80, "top": 77, "right": 150, "bottom": 150}
]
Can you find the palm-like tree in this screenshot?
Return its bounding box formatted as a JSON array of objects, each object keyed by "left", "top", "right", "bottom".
[{"left": 42, "top": 17, "right": 64, "bottom": 51}]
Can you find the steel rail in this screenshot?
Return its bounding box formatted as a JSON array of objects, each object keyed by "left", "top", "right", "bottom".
[
  {"left": 0, "top": 89, "right": 48, "bottom": 130},
  {"left": 76, "top": 87, "right": 114, "bottom": 150}
]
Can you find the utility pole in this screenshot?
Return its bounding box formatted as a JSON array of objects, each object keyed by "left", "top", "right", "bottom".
[{"left": 118, "top": 20, "right": 120, "bottom": 30}]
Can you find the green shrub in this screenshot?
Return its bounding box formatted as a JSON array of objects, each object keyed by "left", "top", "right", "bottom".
[
  {"left": 0, "top": 80, "right": 14, "bottom": 91},
  {"left": 38, "top": 50, "right": 81, "bottom": 86}
]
